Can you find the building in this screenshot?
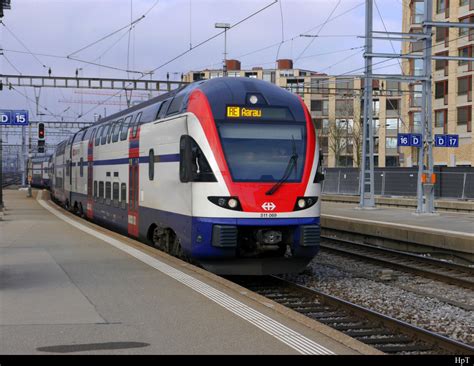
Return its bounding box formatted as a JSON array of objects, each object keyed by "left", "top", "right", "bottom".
[
  {"left": 184, "top": 59, "right": 404, "bottom": 168},
  {"left": 402, "top": 0, "right": 474, "bottom": 167}
]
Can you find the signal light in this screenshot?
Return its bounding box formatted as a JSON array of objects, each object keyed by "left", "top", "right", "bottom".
[
  {"left": 38, "top": 139, "right": 45, "bottom": 153},
  {"left": 38, "top": 123, "right": 45, "bottom": 139}
]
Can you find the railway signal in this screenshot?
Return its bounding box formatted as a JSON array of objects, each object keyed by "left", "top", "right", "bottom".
[{"left": 38, "top": 123, "right": 45, "bottom": 153}]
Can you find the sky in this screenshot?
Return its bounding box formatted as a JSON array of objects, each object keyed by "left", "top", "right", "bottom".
[{"left": 0, "top": 0, "right": 404, "bottom": 124}]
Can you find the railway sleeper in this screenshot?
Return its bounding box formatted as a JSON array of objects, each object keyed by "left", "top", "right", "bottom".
[{"left": 358, "top": 336, "right": 414, "bottom": 345}]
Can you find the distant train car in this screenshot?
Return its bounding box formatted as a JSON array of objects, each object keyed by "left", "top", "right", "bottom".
[
  {"left": 50, "top": 77, "right": 325, "bottom": 275},
  {"left": 28, "top": 156, "right": 51, "bottom": 189}
]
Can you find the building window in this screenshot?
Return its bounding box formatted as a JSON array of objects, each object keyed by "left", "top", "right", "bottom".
[
  {"left": 435, "top": 109, "right": 448, "bottom": 133},
  {"left": 435, "top": 80, "right": 448, "bottom": 100},
  {"left": 386, "top": 137, "right": 398, "bottom": 149},
  {"left": 386, "top": 118, "right": 399, "bottom": 131},
  {"left": 458, "top": 76, "right": 472, "bottom": 99},
  {"left": 386, "top": 99, "right": 399, "bottom": 111},
  {"left": 435, "top": 27, "right": 448, "bottom": 43},
  {"left": 458, "top": 46, "right": 472, "bottom": 66},
  {"left": 436, "top": 0, "right": 445, "bottom": 13},
  {"left": 336, "top": 100, "right": 354, "bottom": 116},
  {"left": 311, "top": 100, "right": 329, "bottom": 116},
  {"left": 411, "top": 0, "right": 424, "bottom": 24},
  {"left": 457, "top": 106, "right": 472, "bottom": 131},
  {"left": 410, "top": 83, "right": 422, "bottom": 107},
  {"left": 435, "top": 51, "right": 448, "bottom": 74}
]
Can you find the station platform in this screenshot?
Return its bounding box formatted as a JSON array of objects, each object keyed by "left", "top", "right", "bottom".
[
  {"left": 0, "top": 189, "right": 379, "bottom": 355},
  {"left": 321, "top": 202, "right": 474, "bottom": 262}
]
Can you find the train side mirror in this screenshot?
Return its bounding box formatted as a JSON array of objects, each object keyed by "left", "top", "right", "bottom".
[
  {"left": 180, "top": 135, "right": 198, "bottom": 182},
  {"left": 314, "top": 151, "right": 325, "bottom": 183}
]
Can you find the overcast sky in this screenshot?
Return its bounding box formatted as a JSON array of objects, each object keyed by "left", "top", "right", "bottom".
[{"left": 0, "top": 0, "right": 403, "bottom": 123}]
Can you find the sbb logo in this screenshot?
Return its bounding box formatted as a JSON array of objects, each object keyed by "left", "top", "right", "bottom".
[{"left": 261, "top": 202, "right": 276, "bottom": 211}]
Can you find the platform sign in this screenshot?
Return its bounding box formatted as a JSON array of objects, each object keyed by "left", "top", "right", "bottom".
[
  {"left": 0, "top": 110, "right": 29, "bottom": 125},
  {"left": 435, "top": 134, "right": 459, "bottom": 148},
  {"left": 398, "top": 133, "right": 422, "bottom": 147}
]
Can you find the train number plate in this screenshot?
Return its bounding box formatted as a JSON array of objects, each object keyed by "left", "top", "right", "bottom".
[{"left": 260, "top": 213, "right": 277, "bottom": 218}]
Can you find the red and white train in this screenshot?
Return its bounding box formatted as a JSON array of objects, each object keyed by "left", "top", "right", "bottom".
[{"left": 50, "top": 77, "right": 325, "bottom": 275}]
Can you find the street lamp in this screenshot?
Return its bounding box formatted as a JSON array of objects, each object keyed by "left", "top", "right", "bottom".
[{"left": 215, "top": 22, "right": 231, "bottom": 77}]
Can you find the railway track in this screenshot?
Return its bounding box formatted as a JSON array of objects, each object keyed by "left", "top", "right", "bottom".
[
  {"left": 2, "top": 173, "right": 22, "bottom": 188},
  {"left": 320, "top": 236, "right": 474, "bottom": 290},
  {"left": 231, "top": 275, "right": 474, "bottom": 355}
]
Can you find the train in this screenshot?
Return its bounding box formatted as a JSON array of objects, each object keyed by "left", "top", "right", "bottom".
[
  {"left": 27, "top": 156, "right": 52, "bottom": 189},
  {"left": 49, "top": 77, "right": 325, "bottom": 275}
]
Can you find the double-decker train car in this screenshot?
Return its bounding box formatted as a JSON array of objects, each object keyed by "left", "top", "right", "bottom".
[
  {"left": 50, "top": 77, "right": 325, "bottom": 275},
  {"left": 28, "top": 156, "right": 51, "bottom": 189}
]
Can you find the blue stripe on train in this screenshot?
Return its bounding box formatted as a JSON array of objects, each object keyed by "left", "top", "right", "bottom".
[
  {"left": 68, "top": 192, "right": 319, "bottom": 261},
  {"left": 92, "top": 153, "right": 180, "bottom": 166}
]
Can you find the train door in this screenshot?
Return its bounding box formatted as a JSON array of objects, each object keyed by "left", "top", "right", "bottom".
[
  {"left": 86, "top": 128, "right": 96, "bottom": 219},
  {"left": 128, "top": 121, "right": 140, "bottom": 237}
]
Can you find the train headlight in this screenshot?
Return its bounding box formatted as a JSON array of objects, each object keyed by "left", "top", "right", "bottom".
[
  {"left": 297, "top": 199, "right": 306, "bottom": 209},
  {"left": 293, "top": 197, "right": 318, "bottom": 211},
  {"left": 208, "top": 196, "right": 242, "bottom": 211}
]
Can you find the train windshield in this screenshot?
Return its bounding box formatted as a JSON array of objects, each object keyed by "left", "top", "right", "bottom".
[{"left": 216, "top": 121, "right": 306, "bottom": 182}]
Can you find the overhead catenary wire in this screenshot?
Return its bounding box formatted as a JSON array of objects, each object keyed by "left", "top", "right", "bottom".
[
  {"left": 77, "top": 0, "right": 278, "bottom": 120},
  {"left": 296, "top": 0, "right": 342, "bottom": 61}
]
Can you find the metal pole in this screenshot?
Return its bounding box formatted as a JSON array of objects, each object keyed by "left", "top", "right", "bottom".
[
  {"left": 0, "top": 123, "right": 3, "bottom": 209},
  {"left": 360, "top": 0, "right": 375, "bottom": 208},
  {"left": 223, "top": 28, "right": 228, "bottom": 77},
  {"left": 417, "top": 0, "right": 435, "bottom": 214}
]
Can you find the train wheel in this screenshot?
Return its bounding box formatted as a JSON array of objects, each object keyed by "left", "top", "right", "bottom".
[
  {"left": 169, "top": 235, "right": 183, "bottom": 258},
  {"left": 152, "top": 227, "right": 170, "bottom": 253}
]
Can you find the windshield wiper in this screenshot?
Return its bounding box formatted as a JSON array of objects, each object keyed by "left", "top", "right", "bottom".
[{"left": 266, "top": 137, "right": 298, "bottom": 196}]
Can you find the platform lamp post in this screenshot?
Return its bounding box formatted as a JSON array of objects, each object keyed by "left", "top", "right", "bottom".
[{"left": 215, "top": 22, "right": 230, "bottom": 77}]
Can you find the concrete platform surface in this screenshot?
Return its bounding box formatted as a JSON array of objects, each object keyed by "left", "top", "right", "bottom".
[
  {"left": 321, "top": 202, "right": 474, "bottom": 258},
  {"left": 0, "top": 190, "right": 377, "bottom": 355}
]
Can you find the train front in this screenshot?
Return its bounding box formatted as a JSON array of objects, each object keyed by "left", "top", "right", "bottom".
[{"left": 184, "top": 78, "right": 324, "bottom": 275}]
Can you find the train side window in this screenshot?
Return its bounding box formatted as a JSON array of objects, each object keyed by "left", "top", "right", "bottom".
[
  {"left": 101, "top": 123, "right": 111, "bottom": 145},
  {"left": 131, "top": 112, "right": 142, "bottom": 138},
  {"left": 80, "top": 158, "right": 84, "bottom": 177},
  {"left": 167, "top": 94, "right": 185, "bottom": 116},
  {"left": 112, "top": 119, "right": 123, "bottom": 143},
  {"left": 105, "top": 182, "right": 111, "bottom": 205},
  {"left": 95, "top": 126, "right": 103, "bottom": 146},
  {"left": 94, "top": 181, "right": 97, "bottom": 201},
  {"left": 113, "top": 182, "right": 119, "bottom": 207},
  {"left": 99, "top": 181, "right": 104, "bottom": 203},
  {"left": 149, "top": 149, "right": 154, "bottom": 181},
  {"left": 157, "top": 99, "right": 171, "bottom": 120},
  {"left": 120, "top": 116, "right": 133, "bottom": 141},
  {"left": 120, "top": 183, "right": 126, "bottom": 209}
]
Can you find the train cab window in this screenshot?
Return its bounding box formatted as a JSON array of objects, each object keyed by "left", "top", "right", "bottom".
[
  {"left": 101, "top": 123, "right": 111, "bottom": 145},
  {"left": 93, "top": 181, "right": 98, "bottom": 200},
  {"left": 113, "top": 182, "right": 119, "bottom": 207},
  {"left": 99, "top": 181, "right": 104, "bottom": 203},
  {"left": 149, "top": 149, "right": 154, "bottom": 181},
  {"left": 80, "top": 158, "right": 84, "bottom": 177},
  {"left": 105, "top": 182, "right": 111, "bottom": 205},
  {"left": 112, "top": 119, "right": 123, "bottom": 143},
  {"left": 95, "top": 126, "right": 103, "bottom": 146},
  {"left": 120, "top": 116, "right": 133, "bottom": 141},
  {"left": 157, "top": 99, "right": 171, "bottom": 120}
]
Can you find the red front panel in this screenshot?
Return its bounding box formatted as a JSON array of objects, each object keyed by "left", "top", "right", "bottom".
[{"left": 187, "top": 90, "right": 316, "bottom": 213}]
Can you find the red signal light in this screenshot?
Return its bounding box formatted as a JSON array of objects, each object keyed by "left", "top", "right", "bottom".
[{"left": 38, "top": 123, "right": 45, "bottom": 139}]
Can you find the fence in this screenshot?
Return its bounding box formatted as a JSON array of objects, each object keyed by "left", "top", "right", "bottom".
[{"left": 322, "top": 168, "right": 474, "bottom": 200}]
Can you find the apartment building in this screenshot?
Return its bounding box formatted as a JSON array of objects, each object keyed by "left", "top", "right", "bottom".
[
  {"left": 402, "top": 0, "right": 474, "bottom": 167},
  {"left": 184, "top": 59, "right": 404, "bottom": 168}
]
